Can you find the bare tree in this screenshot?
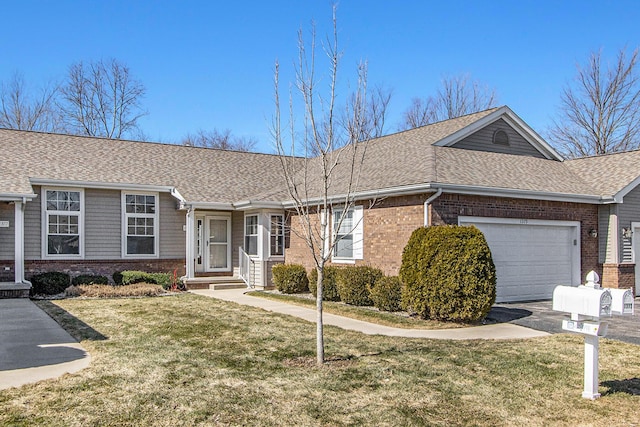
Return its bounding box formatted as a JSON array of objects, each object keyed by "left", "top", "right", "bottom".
[
  {"left": 399, "top": 74, "right": 497, "bottom": 130},
  {"left": 181, "top": 128, "right": 257, "bottom": 151},
  {"left": 342, "top": 84, "right": 392, "bottom": 141},
  {"left": 549, "top": 48, "right": 640, "bottom": 157},
  {"left": 272, "top": 6, "right": 374, "bottom": 365},
  {"left": 58, "top": 59, "right": 147, "bottom": 139},
  {"left": 0, "top": 72, "right": 61, "bottom": 132}
]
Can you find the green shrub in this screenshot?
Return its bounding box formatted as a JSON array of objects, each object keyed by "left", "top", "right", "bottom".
[
  {"left": 308, "top": 266, "right": 341, "bottom": 301},
  {"left": 30, "top": 272, "right": 71, "bottom": 295},
  {"left": 71, "top": 274, "right": 109, "bottom": 286},
  {"left": 272, "top": 264, "right": 309, "bottom": 294},
  {"left": 369, "top": 276, "right": 403, "bottom": 312},
  {"left": 121, "top": 271, "right": 172, "bottom": 290},
  {"left": 335, "top": 265, "right": 383, "bottom": 306},
  {"left": 112, "top": 271, "right": 124, "bottom": 285},
  {"left": 400, "top": 225, "right": 496, "bottom": 323}
]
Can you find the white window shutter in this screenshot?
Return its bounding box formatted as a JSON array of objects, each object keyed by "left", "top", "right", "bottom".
[
  {"left": 321, "top": 209, "right": 330, "bottom": 258},
  {"left": 352, "top": 205, "right": 364, "bottom": 260}
]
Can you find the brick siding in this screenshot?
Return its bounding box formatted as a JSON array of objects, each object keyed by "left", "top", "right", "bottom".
[
  {"left": 602, "top": 263, "right": 635, "bottom": 293},
  {"left": 287, "top": 193, "right": 602, "bottom": 283}
]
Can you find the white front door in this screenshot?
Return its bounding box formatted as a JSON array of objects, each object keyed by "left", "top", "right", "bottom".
[{"left": 205, "top": 216, "right": 231, "bottom": 272}]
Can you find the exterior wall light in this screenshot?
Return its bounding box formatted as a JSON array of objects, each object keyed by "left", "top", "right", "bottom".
[{"left": 589, "top": 229, "right": 598, "bottom": 238}]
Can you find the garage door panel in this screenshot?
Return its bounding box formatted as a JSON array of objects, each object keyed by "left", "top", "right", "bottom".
[{"left": 460, "top": 219, "right": 577, "bottom": 302}]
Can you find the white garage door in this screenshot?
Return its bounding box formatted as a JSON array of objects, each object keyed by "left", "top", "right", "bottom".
[{"left": 459, "top": 217, "right": 580, "bottom": 302}]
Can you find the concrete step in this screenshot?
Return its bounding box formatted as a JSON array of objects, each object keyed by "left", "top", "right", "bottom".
[
  {"left": 0, "top": 283, "right": 31, "bottom": 299},
  {"left": 184, "top": 276, "right": 247, "bottom": 291}
]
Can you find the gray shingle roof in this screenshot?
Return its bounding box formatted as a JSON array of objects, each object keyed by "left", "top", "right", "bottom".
[
  {"left": 3, "top": 106, "right": 640, "bottom": 205},
  {"left": 0, "top": 129, "right": 290, "bottom": 203}
]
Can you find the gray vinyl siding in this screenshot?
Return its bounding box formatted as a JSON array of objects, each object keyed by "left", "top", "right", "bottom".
[
  {"left": 23, "top": 186, "right": 185, "bottom": 261},
  {"left": 232, "top": 210, "right": 244, "bottom": 269},
  {"left": 598, "top": 205, "right": 614, "bottom": 264},
  {"left": 618, "top": 185, "right": 640, "bottom": 263},
  {"left": 24, "top": 187, "right": 41, "bottom": 260},
  {"left": 159, "top": 192, "right": 186, "bottom": 258},
  {"left": 452, "top": 118, "right": 547, "bottom": 158},
  {"left": 0, "top": 203, "right": 15, "bottom": 259},
  {"left": 85, "top": 189, "right": 121, "bottom": 259}
]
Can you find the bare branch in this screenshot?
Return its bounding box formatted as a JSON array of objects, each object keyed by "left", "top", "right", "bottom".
[
  {"left": 58, "top": 58, "right": 147, "bottom": 139},
  {"left": 0, "top": 72, "right": 61, "bottom": 132},
  {"left": 549, "top": 48, "right": 640, "bottom": 157}
]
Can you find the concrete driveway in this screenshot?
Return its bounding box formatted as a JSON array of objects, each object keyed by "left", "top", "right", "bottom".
[
  {"left": 0, "top": 299, "right": 90, "bottom": 390},
  {"left": 486, "top": 298, "right": 640, "bottom": 345}
]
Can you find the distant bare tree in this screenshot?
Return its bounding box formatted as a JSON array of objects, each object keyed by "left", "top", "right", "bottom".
[
  {"left": 181, "top": 128, "right": 257, "bottom": 151},
  {"left": 342, "top": 84, "right": 392, "bottom": 141},
  {"left": 400, "top": 74, "right": 497, "bottom": 130},
  {"left": 58, "top": 59, "right": 147, "bottom": 139},
  {"left": 272, "top": 6, "right": 376, "bottom": 365},
  {"left": 0, "top": 72, "right": 60, "bottom": 132},
  {"left": 549, "top": 48, "right": 640, "bottom": 157}
]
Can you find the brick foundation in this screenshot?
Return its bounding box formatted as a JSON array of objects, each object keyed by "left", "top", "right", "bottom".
[
  {"left": 602, "top": 263, "right": 636, "bottom": 293},
  {"left": 19, "top": 259, "right": 186, "bottom": 283}
]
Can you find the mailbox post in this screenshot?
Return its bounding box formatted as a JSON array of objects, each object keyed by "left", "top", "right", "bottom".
[{"left": 552, "top": 271, "right": 634, "bottom": 400}]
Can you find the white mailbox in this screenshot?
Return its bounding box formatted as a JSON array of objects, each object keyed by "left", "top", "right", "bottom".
[
  {"left": 609, "top": 288, "right": 634, "bottom": 316},
  {"left": 552, "top": 285, "right": 612, "bottom": 319}
]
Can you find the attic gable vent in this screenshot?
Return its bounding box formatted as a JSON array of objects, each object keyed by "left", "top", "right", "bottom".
[{"left": 493, "top": 129, "right": 510, "bottom": 145}]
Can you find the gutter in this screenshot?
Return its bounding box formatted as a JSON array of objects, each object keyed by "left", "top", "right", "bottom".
[{"left": 423, "top": 188, "right": 443, "bottom": 226}]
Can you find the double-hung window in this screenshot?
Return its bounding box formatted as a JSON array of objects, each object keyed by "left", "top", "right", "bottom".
[
  {"left": 43, "top": 189, "right": 83, "bottom": 257},
  {"left": 123, "top": 193, "right": 158, "bottom": 257},
  {"left": 269, "top": 214, "right": 284, "bottom": 257},
  {"left": 331, "top": 205, "right": 364, "bottom": 262},
  {"left": 245, "top": 215, "right": 259, "bottom": 256}
]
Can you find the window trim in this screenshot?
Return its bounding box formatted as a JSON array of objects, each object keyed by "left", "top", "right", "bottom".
[
  {"left": 330, "top": 205, "right": 364, "bottom": 264},
  {"left": 41, "top": 187, "right": 84, "bottom": 259},
  {"left": 121, "top": 191, "right": 160, "bottom": 258},
  {"left": 269, "top": 214, "right": 285, "bottom": 258},
  {"left": 244, "top": 214, "right": 259, "bottom": 257}
]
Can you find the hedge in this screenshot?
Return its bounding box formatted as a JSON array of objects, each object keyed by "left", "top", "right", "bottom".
[
  {"left": 120, "top": 271, "right": 172, "bottom": 290},
  {"left": 400, "top": 225, "right": 496, "bottom": 322},
  {"left": 272, "top": 264, "right": 309, "bottom": 294},
  {"left": 335, "top": 265, "right": 383, "bottom": 306},
  {"left": 369, "top": 276, "right": 403, "bottom": 312},
  {"left": 308, "top": 266, "right": 341, "bottom": 301},
  {"left": 30, "top": 272, "right": 71, "bottom": 296},
  {"left": 71, "top": 274, "right": 109, "bottom": 286}
]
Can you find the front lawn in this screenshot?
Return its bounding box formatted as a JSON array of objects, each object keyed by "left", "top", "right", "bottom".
[{"left": 0, "top": 294, "right": 638, "bottom": 426}]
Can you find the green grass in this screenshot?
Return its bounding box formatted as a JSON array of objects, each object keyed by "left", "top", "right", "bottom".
[
  {"left": 247, "top": 290, "right": 463, "bottom": 329},
  {"left": 0, "top": 293, "right": 638, "bottom": 426}
]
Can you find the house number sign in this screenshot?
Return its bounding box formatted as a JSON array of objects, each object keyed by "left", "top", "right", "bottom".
[{"left": 0, "top": 221, "right": 9, "bottom": 228}]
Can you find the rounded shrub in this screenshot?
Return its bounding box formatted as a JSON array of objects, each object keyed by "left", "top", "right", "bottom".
[
  {"left": 369, "top": 276, "right": 403, "bottom": 312},
  {"left": 112, "top": 271, "right": 124, "bottom": 285},
  {"left": 335, "top": 265, "right": 383, "bottom": 306},
  {"left": 272, "top": 264, "right": 309, "bottom": 294},
  {"left": 308, "top": 266, "right": 341, "bottom": 301},
  {"left": 399, "top": 225, "right": 496, "bottom": 323},
  {"left": 72, "top": 274, "right": 109, "bottom": 286},
  {"left": 30, "top": 272, "right": 71, "bottom": 296}
]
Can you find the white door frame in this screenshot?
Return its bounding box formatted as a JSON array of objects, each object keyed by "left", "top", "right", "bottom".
[{"left": 204, "top": 215, "right": 232, "bottom": 272}]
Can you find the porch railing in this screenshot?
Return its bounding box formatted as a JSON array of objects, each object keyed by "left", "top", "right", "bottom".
[{"left": 239, "top": 247, "right": 254, "bottom": 288}]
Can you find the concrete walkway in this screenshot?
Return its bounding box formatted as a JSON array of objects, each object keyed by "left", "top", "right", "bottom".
[
  {"left": 0, "top": 299, "right": 90, "bottom": 391},
  {"left": 190, "top": 289, "right": 549, "bottom": 340}
]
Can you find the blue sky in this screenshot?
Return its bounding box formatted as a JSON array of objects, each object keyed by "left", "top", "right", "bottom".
[{"left": 2, "top": 1, "right": 639, "bottom": 153}]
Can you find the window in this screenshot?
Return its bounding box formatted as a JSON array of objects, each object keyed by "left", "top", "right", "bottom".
[
  {"left": 44, "top": 189, "right": 83, "bottom": 257},
  {"left": 331, "top": 206, "right": 363, "bottom": 261},
  {"left": 123, "top": 193, "right": 158, "bottom": 256},
  {"left": 270, "top": 214, "right": 284, "bottom": 257},
  {"left": 493, "top": 129, "right": 510, "bottom": 145},
  {"left": 245, "top": 215, "right": 258, "bottom": 256}
]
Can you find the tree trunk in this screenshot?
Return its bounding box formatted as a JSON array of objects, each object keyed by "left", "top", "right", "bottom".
[{"left": 316, "top": 265, "right": 324, "bottom": 365}]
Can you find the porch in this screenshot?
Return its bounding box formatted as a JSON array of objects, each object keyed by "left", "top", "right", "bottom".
[
  {"left": 183, "top": 207, "right": 284, "bottom": 290},
  {"left": 0, "top": 282, "right": 30, "bottom": 299}
]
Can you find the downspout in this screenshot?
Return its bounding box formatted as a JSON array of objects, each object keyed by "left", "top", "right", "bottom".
[{"left": 423, "top": 188, "right": 443, "bottom": 227}]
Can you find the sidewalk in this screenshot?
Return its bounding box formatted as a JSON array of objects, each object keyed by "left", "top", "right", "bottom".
[
  {"left": 190, "top": 289, "right": 549, "bottom": 340},
  {"left": 0, "top": 299, "right": 90, "bottom": 391}
]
